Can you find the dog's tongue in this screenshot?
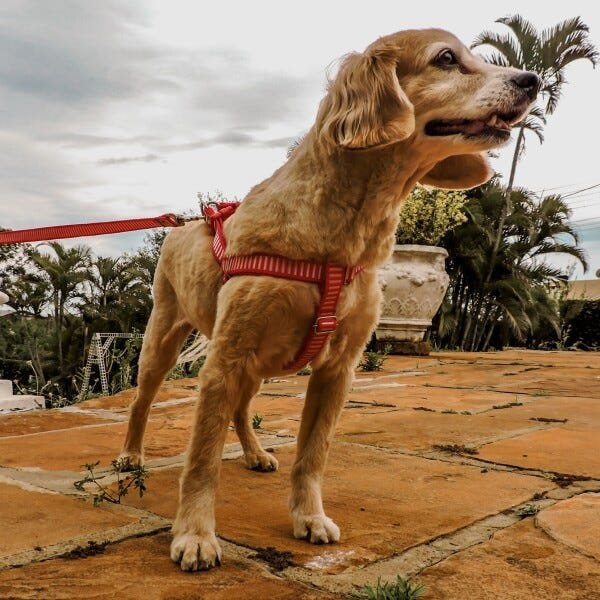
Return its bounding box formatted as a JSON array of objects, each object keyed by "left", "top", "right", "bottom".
[{"left": 462, "top": 120, "right": 486, "bottom": 134}]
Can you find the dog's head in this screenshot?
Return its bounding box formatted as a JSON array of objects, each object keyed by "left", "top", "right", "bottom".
[{"left": 317, "top": 28, "right": 540, "bottom": 189}]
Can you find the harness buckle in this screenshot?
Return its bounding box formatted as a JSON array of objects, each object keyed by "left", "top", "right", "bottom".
[{"left": 314, "top": 315, "right": 338, "bottom": 335}]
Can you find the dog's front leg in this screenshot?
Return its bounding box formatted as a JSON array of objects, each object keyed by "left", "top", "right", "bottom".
[
  {"left": 171, "top": 355, "right": 258, "bottom": 571},
  {"left": 289, "top": 360, "right": 355, "bottom": 544}
]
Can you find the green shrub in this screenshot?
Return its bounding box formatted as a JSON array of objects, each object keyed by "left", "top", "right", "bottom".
[
  {"left": 561, "top": 299, "right": 600, "bottom": 349},
  {"left": 396, "top": 186, "right": 467, "bottom": 246},
  {"left": 359, "top": 352, "right": 387, "bottom": 372}
]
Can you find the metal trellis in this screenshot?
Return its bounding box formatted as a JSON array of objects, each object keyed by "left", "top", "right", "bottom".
[{"left": 79, "top": 333, "right": 144, "bottom": 401}]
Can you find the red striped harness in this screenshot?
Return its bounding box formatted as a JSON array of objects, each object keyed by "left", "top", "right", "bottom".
[{"left": 203, "top": 202, "right": 363, "bottom": 372}]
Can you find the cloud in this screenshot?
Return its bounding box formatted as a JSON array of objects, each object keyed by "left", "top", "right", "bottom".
[
  {"left": 98, "top": 154, "right": 163, "bottom": 166},
  {"left": 160, "top": 131, "right": 295, "bottom": 152},
  {"left": 0, "top": 0, "right": 318, "bottom": 243}
]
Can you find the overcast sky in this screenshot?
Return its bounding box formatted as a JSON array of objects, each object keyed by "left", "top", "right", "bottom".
[{"left": 1, "top": 0, "right": 599, "bottom": 278}]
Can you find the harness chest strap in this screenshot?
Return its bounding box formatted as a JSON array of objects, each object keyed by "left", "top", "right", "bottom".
[{"left": 203, "top": 203, "right": 364, "bottom": 372}]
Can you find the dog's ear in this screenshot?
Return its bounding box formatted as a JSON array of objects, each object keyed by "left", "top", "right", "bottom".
[
  {"left": 420, "top": 153, "right": 493, "bottom": 190},
  {"left": 318, "top": 47, "right": 415, "bottom": 149}
]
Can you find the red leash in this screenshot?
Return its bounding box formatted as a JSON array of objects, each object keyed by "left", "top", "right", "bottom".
[{"left": 0, "top": 214, "right": 185, "bottom": 245}]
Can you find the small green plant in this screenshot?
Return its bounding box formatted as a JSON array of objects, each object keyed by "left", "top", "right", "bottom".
[
  {"left": 441, "top": 409, "right": 458, "bottom": 414},
  {"left": 352, "top": 575, "right": 426, "bottom": 600},
  {"left": 297, "top": 366, "right": 312, "bottom": 376},
  {"left": 252, "top": 413, "right": 263, "bottom": 429},
  {"left": 359, "top": 350, "right": 388, "bottom": 372},
  {"left": 515, "top": 504, "right": 539, "bottom": 518},
  {"left": 74, "top": 460, "right": 149, "bottom": 506}
]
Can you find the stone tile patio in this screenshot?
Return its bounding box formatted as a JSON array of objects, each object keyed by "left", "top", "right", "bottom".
[{"left": 1, "top": 350, "right": 599, "bottom": 599}]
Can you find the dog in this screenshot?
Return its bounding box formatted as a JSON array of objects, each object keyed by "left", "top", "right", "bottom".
[{"left": 119, "top": 28, "right": 539, "bottom": 571}]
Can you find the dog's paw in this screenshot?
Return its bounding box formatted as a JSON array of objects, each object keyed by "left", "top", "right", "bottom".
[
  {"left": 116, "top": 451, "right": 143, "bottom": 471},
  {"left": 170, "top": 533, "right": 222, "bottom": 572},
  {"left": 292, "top": 513, "right": 340, "bottom": 544},
  {"left": 245, "top": 451, "right": 279, "bottom": 472}
]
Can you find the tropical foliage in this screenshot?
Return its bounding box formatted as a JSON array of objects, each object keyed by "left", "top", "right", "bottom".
[
  {"left": 433, "top": 179, "right": 587, "bottom": 351},
  {"left": 0, "top": 232, "right": 162, "bottom": 402}
]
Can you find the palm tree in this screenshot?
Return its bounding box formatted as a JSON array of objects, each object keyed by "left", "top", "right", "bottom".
[
  {"left": 29, "top": 242, "right": 91, "bottom": 370},
  {"left": 471, "top": 15, "right": 598, "bottom": 282},
  {"left": 437, "top": 180, "right": 587, "bottom": 351}
]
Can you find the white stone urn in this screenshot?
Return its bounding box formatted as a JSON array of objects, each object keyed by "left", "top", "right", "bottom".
[
  {"left": 0, "top": 291, "right": 15, "bottom": 317},
  {"left": 376, "top": 244, "right": 449, "bottom": 343}
]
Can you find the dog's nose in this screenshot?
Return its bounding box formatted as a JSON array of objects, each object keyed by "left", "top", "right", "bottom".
[{"left": 511, "top": 71, "right": 541, "bottom": 99}]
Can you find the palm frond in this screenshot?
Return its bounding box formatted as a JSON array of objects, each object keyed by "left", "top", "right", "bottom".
[
  {"left": 555, "top": 44, "right": 599, "bottom": 71},
  {"left": 471, "top": 31, "right": 521, "bottom": 66},
  {"left": 496, "top": 15, "right": 540, "bottom": 70},
  {"left": 519, "top": 117, "right": 545, "bottom": 145},
  {"left": 541, "top": 70, "right": 565, "bottom": 114}
]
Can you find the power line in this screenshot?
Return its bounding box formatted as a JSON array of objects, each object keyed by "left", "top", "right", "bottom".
[
  {"left": 534, "top": 181, "right": 599, "bottom": 193},
  {"left": 561, "top": 183, "right": 600, "bottom": 199}
]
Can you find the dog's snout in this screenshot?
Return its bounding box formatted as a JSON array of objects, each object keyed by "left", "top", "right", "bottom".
[{"left": 511, "top": 71, "right": 541, "bottom": 99}]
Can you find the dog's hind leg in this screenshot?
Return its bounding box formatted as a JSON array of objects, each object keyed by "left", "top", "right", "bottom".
[
  {"left": 171, "top": 350, "right": 260, "bottom": 571},
  {"left": 233, "top": 382, "right": 279, "bottom": 472},
  {"left": 119, "top": 271, "right": 192, "bottom": 468}
]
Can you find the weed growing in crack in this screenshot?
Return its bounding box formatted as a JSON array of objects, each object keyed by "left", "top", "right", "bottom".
[
  {"left": 515, "top": 504, "right": 539, "bottom": 518},
  {"left": 74, "top": 460, "right": 149, "bottom": 506},
  {"left": 549, "top": 473, "right": 589, "bottom": 488},
  {"left": 351, "top": 575, "right": 426, "bottom": 599},
  {"left": 492, "top": 401, "right": 523, "bottom": 409},
  {"left": 252, "top": 413, "right": 263, "bottom": 429},
  {"left": 64, "top": 540, "right": 108, "bottom": 559},
  {"left": 432, "top": 444, "right": 478, "bottom": 455},
  {"left": 251, "top": 546, "right": 294, "bottom": 571},
  {"left": 359, "top": 352, "right": 388, "bottom": 372},
  {"left": 297, "top": 366, "right": 312, "bottom": 376}
]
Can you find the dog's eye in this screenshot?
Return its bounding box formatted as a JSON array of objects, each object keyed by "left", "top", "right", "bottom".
[{"left": 435, "top": 49, "right": 458, "bottom": 67}]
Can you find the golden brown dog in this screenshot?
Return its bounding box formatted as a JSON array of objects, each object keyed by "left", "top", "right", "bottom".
[{"left": 119, "top": 28, "right": 539, "bottom": 571}]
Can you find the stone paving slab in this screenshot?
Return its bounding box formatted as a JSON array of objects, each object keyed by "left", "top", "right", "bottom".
[
  {"left": 347, "top": 385, "right": 527, "bottom": 413},
  {"left": 536, "top": 492, "right": 600, "bottom": 560},
  {"left": 0, "top": 410, "right": 111, "bottom": 437},
  {"left": 478, "top": 427, "right": 600, "bottom": 478},
  {"left": 388, "top": 363, "right": 600, "bottom": 398},
  {"left": 79, "top": 383, "right": 197, "bottom": 410},
  {"left": 335, "top": 409, "right": 549, "bottom": 452},
  {"left": 503, "top": 395, "right": 600, "bottom": 428},
  {"left": 0, "top": 419, "right": 238, "bottom": 471},
  {"left": 122, "top": 444, "right": 551, "bottom": 572},
  {"left": 434, "top": 349, "right": 600, "bottom": 367},
  {"left": 0, "top": 532, "right": 337, "bottom": 600},
  {"left": 417, "top": 519, "right": 600, "bottom": 599},
  {"left": 0, "top": 483, "right": 135, "bottom": 557}
]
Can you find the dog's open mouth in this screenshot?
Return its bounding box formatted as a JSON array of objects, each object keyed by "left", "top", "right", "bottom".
[{"left": 425, "top": 110, "right": 521, "bottom": 140}]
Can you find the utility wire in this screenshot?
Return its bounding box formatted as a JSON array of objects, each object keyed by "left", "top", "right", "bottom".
[{"left": 561, "top": 183, "right": 600, "bottom": 199}]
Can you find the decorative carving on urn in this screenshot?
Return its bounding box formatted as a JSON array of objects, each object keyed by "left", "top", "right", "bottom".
[{"left": 376, "top": 245, "right": 449, "bottom": 343}]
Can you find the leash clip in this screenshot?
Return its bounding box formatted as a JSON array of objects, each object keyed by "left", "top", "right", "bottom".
[{"left": 199, "top": 200, "right": 219, "bottom": 221}]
